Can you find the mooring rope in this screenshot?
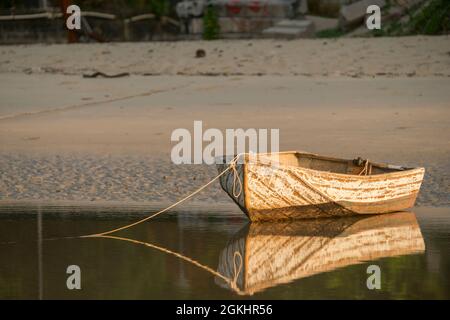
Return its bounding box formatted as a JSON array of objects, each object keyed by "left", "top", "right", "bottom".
[
  {"left": 231, "top": 160, "right": 243, "bottom": 198},
  {"left": 358, "top": 159, "right": 372, "bottom": 176},
  {"left": 0, "top": 156, "right": 247, "bottom": 295},
  {"left": 80, "top": 153, "right": 245, "bottom": 238},
  {"left": 77, "top": 154, "right": 247, "bottom": 294},
  {"left": 0, "top": 153, "right": 245, "bottom": 245},
  {"left": 0, "top": 156, "right": 246, "bottom": 293}
]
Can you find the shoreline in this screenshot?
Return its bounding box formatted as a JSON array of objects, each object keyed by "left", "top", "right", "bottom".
[{"left": 0, "top": 200, "right": 447, "bottom": 217}]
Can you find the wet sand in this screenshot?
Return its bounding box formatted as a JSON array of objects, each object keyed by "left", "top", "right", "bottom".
[{"left": 0, "top": 36, "right": 449, "bottom": 209}]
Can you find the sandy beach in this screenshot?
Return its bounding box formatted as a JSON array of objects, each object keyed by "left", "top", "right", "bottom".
[
  {"left": 0, "top": 36, "right": 449, "bottom": 208},
  {"left": 1, "top": 36, "right": 449, "bottom": 77}
]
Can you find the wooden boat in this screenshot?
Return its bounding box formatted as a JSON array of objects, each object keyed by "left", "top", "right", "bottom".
[
  {"left": 217, "top": 151, "right": 425, "bottom": 221},
  {"left": 215, "top": 212, "right": 425, "bottom": 295}
]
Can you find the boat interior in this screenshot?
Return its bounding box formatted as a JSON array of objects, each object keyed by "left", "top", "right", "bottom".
[{"left": 250, "top": 152, "right": 408, "bottom": 176}]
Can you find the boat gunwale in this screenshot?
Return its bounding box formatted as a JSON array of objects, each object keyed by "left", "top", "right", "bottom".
[{"left": 241, "top": 151, "right": 425, "bottom": 181}]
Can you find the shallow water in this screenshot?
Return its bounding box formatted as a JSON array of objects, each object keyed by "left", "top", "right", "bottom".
[{"left": 0, "top": 207, "right": 449, "bottom": 299}]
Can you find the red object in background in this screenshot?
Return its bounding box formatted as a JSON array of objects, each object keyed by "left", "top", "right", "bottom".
[
  {"left": 60, "top": 0, "right": 78, "bottom": 43},
  {"left": 226, "top": 0, "right": 242, "bottom": 15},
  {"left": 249, "top": 0, "right": 261, "bottom": 13}
]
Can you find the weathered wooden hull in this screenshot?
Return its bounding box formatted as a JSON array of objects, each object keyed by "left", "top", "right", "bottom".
[
  {"left": 218, "top": 152, "right": 425, "bottom": 221},
  {"left": 216, "top": 212, "right": 425, "bottom": 295}
]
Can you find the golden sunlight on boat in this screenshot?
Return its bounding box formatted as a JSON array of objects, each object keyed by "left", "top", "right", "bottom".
[{"left": 218, "top": 152, "right": 424, "bottom": 221}]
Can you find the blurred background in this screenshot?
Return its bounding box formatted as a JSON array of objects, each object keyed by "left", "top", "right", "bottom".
[{"left": 0, "top": 0, "right": 448, "bottom": 43}]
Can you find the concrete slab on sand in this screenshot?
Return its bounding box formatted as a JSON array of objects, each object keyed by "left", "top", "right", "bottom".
[{"left": 305, "top": 15, "right": 338, "bottom": 32}]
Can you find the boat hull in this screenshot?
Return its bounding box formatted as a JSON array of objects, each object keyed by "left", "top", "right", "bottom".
[{"left": 218, "top": 153, "right": 425, "bottom": 221}]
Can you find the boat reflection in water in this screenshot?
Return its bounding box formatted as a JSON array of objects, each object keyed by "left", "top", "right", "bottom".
[{"left": 215, "top": 212, "right": 425, "bottom": 295}]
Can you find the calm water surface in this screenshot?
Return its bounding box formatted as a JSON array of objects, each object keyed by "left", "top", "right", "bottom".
[{"left": 0, "top": 207, "right": 449, "bottom": 299}]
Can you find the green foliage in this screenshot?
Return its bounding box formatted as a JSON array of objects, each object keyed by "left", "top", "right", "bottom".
[
  {"left": 371, "top": 28, "right": 386, "bottom": 37},
  {"left": 315, "top": 28, "right": 345, "bottom": 38},
  {"left": 203, "top": 5, "right": 220, "bottom": 40},
  {"left": 148, "top": 0, "right": 170, "bottom": 18},
  {"left": 408, "top": 0, "right": 450, "bottom": 35},
  {"left": 378, "top": 0, "right": 450, "bottom": 36}
]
